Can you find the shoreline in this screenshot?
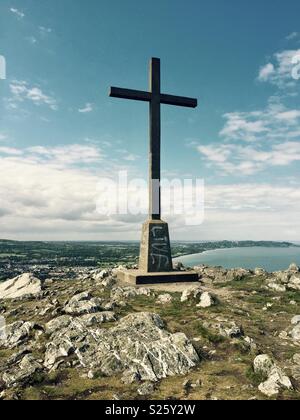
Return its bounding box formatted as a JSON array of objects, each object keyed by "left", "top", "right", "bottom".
[{"left": 173, "top": 244, "right": 300, "bottom": 262}]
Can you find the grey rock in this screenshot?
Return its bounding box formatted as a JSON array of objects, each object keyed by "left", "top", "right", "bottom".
[
  {"left": 156, "top": 294, "right": 173, "bottom": 305},
  {"left": 45, "top": 315, "right": 73, "bottom": 334},
  {"left": 291, "top": 324, "right": 300, "bottom": 341},
  {"left": 254, "top": 268, "right": 267, "bottom": 276},
  {"left": 173, "top": 262, "right": 185, "bottom": 271},
  {"left": 291, "top": 315, "right": 300, "bottom": 325},
  {"left": 287, "top": 275, "right": 300, "bottom": 291},
  {"left": 0, "top": 321, "right": 42, "bottom": 349},
  {"left": 196, "top": 292, "right": 216, "bottom": 308},
  {"left": 64, "top": 292, "right": 103, "bottom": 316},
  {"left": 2, "top": 354, "right": 42, "bottom": 388},
  {"left": 111, "top": 286, "right": 152, "bottom": 301},
  {"left": 0, "top": 273, "right": 43, "bottom": 300},
  {"left": 288, "top": 263, "right": 300, "bottom": 273},
  {"left": 254, "top": 354, "right": 274, "bottom": 376},
  {"left": 267, "top": 282, "right": 286, "bottom": 293},
  {"left": 137, "top": 382, "right": 156, "bottom": 396},
  {"left": 44, "top": 312, "right": 200, "bottom": 381},
  {"left": 220, "top": 322, "right": 244, "bottom": 339},
  {"left": 181, "top": 286, "right": 202, "bottom": 303},
  {"left": 253, "top": 354, "right": 293, "bottom": 397},
  {"left": 121, "top": 370, "right": 141, "bottom": 385},
  {"left": 226, "top": 268, "right": 250, "bottom": 282}
]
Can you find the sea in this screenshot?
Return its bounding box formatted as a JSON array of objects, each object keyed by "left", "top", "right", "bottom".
[{"left": 173, "top": 245, "right": 300, "bottom": 272}]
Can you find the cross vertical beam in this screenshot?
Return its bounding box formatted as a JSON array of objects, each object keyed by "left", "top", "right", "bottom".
[
  {"left": 149, "top": 58, "right": 161, "bottom": 220},
  {"left": 109, "top": 57, "right": 198, "bottom": 222}
]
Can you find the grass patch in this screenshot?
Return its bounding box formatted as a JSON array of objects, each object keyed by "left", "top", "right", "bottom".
[
  {"left": 245, "top": 367, "right": 267, "bottom": 386},
  {"left": 194, "top": 323, "right": 225, "bottom": 345}
]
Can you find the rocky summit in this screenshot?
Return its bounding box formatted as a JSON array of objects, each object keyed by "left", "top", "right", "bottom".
[{"left": 0, "top": 264, "right": 300, "bottom": 400}]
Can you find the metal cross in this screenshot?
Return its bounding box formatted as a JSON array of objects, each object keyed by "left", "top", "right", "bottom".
[{"left": 109, "top": 57, "right": 198, "bottom": 220}]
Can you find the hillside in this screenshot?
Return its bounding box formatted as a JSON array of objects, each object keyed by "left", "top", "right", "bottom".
[{"left": 0, "top": 263, "right": 299, "bottom": 400}]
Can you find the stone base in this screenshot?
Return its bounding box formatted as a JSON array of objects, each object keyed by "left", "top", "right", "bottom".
[
  {"left": 139, "top": 220, "right": 173, "bottom": 273},
  {"left": 117, "top": 269, "right": 199, "bottom": 285}
]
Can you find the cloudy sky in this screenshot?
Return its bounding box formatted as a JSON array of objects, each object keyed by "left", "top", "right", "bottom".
[{"left": 0, "top": 0, "right": 300, "bottom": 241}]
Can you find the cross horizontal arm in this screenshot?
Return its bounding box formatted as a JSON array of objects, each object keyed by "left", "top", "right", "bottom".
[
  {"left": 110, "top": 87, "right": 151, "bottom": 102},
  {"left": 160, "top": 94, "right": 198, "bottom": 108}
]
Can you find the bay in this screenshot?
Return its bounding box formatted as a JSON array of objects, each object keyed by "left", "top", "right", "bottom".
[{"left": 174, "top": 246, "right": 300, "bottom": 272}]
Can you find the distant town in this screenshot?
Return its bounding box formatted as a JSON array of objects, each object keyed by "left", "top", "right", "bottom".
[{"left": 0, "top": 239, "right": 297, "bottom": 281}]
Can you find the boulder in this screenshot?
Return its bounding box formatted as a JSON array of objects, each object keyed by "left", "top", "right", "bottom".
[
  {"left": 220, "top": 322, "right": 244, "bottom": 339},
  {"left": 137, "top": 382, "right": 156, "bottom": 396},
  {"left": 288, "top": 263, "right": 300, "bottom": 273},
  {"left": 45, "top": 316, "right": 73, "bottom": 335},
  {"left": 287, "top": 275, "right": 300, "bottom": 291},
  {"left": 196, "top": 292, "right": 216, "bottom": 308},
  {"left": 254, "top": 354, "right": 274, "bottom": 377},
  {"left": 64, "top": 292, "right": 103, "bottom": 316},
  {"left": 254, "top": 268, "right": 267, "bottom": 276},
  {"left": 173, "top": 262, "right": 185, "bottom": 271},
  {"left": 291, "top": 324, "right": 300, "bottom": 341},
  {"left": 0, "top": 273, "right": 43, "bottom": 300},
  {"left": 291, "top": 315, "right": 300, "bottom": 325},
  {"left": 226, "top": 268, "right": 250, "bottom": 282},
  {"left": 44, "top": 312, "right": 200, "bottom": 381},
  {"left": 110, "top": 286, "right": 152, "bottom": 301},
  {"left": 0, "top": 321, "right": 42, "bottom": 349},
  {"left": 181, "top": 286, "right": 202, "bottom": 303},
  {"left": 194, "top": 265, "right": 228, "bottom": 283},
  {"left": 254, "top": 354, "right": 293, "bottom": 397},
  {"left": 156, "top": 294, "right": 173, "bottom": 305},
  {"left": 267, "top": 282, "right": 286, "bottom": 293},
  {"left": 2, "top": 354, "right": 42, "bottom": 388},
  {"left": 46, "top": 312, "right": 116, "bottom": 335}
]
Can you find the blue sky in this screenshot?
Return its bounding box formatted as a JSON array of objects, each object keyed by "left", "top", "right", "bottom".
[{"left": 0, "top": 0, "right": 300, "bottom": 241}]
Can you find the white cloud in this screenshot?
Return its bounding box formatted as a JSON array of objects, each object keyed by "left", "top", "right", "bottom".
[
  {"left": 39, "top": 26, "right": 52, "bottom": 36},
  {"left": 8, "top": 80, "right": 58, "bottom": 111},
  {"left": 197, "top": 141, "right": 300, "bottom": 175},
  {"left": 78, "top": 103, "right": 93, "bottom": 113},
  {"left": 0, "top": 147, "right": 23, "bottom": 156},
  {"left": 258, "top": 63, "right": 275, "bottom": 82},
  {"left": 27, "top": 144, "right": 103, "bottom": 165},
  {"left": 286, "top": 32, "right": 299, "bottom": 41},
  {"left": 123, "top": 153, "right": 139, "bottom": 162},
  {"left": 0, "top": 144, "right": 299, "bottom": 241},
  {"left": 10, "top": 8, "right": 25, "bottom": 19},
  {"left": 220, "top": 99, "right": 300, "bottom": 143},
  {"left": 0, "top": 134, "right": 7, "bottom": 142},
  {"left": 258, "top": 49, "right": 300, "bottom": 89}
]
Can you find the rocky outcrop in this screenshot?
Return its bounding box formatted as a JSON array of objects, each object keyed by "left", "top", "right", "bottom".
[
  {"left": 181, "top": 285, "right": 202, "bottom": 303},
  {"left": 290, "top": 316, "right": 300, "bottom": 342},
  {"left": 2, "top": 354, "right": 42, "bottom": 388},
  {"left": 110, "top": 286, "right": 152, "bottom": 301},
  {"left": 0, "top": 274, "right": 43, "bottom": 300},
  {"left": 253, "top": 354, "right": 293, "bottom": 397},
  {"left": 0, "top": 321, "right": 43, "bottom": 349},
  {"left": 64, "top": 292, "right": 103, "bottom": 316},
  {"left": 267, "top": 264, "right": 300, "bottom": 292},
  {"left": 193, "top": 265, "right": 252, "bottom": 284},
  {"left": 44, "top": 312, "right": 200, "bottom": 381}
]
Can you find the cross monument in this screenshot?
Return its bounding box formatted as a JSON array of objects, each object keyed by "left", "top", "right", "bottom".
[{"left": 109, "top": 58, "right": 199, "bottom": 284}]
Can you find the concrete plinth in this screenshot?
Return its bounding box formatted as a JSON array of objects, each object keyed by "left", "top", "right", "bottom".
[
  {"left": 139, "top": 219, "right": 173, "bottom": 272},
  {"left": 117, "top": 269, "right": 199, "bottom": 285}
]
